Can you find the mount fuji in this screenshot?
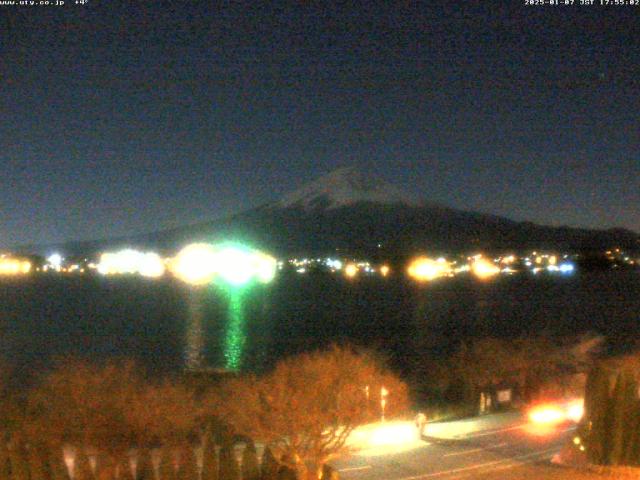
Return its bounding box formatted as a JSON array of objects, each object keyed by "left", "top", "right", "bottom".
[
  {"left": 29, "top": 167, "right": 640, "bottom": 258},
  {"left": 271, "top": 167, "right": 422, "bottom": 210}
]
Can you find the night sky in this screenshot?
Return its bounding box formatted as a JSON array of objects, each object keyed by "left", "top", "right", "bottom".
[{"left": 2, "top": 2, "right": 639, "bottom": 247}]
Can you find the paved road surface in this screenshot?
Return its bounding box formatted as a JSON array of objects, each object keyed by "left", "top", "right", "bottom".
[{"left": 333, "top": 412, "right": 576, "bottom": 480}]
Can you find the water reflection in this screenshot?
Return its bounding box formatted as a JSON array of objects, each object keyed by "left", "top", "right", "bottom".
[
  {"left": 224, "top": 292, "right": 246, "bottom": 370},
  {"left": 185, "top": 289, "right": 205, "bottom": 370}
]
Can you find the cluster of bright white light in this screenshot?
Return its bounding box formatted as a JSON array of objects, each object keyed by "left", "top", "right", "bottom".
[
  {"left": 326, "top": 259, "right": 343, "bottom": 270},
  {"left": 47, "top": 253, "right": 63, "bottom": 271},
  {"left": 43, "top": 253, "right": 86, "bottom": 273},
  {"left": 523, "top": 252, "right": 576, "bottom": 275},
  {"left": 558, "top": 263, "right": 574, "bottom": 273},
  {"left": 97, "top": 249, "right": 165, "bottom": 278},
  {"left": 171, "top": 243, "right": 217, "bottom": 285},
  {"left": 171, "top": 243, "right": 277, "bottom": 286}
]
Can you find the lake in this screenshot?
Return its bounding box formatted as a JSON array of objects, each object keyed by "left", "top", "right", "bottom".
[{"left": 0, "top": 270, "right": 638, "bottom": 385}]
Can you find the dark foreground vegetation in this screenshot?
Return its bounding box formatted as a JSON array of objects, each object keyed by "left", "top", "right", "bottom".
[
  {"left": 0, "top": 345, "right": 407, "bottom": 480},
  {"left": 580, "top": 352, "right": 640, "bottom": 467}
]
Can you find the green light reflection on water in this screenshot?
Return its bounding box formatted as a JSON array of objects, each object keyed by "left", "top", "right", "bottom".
[{"left": 223, "top": 289, "right": 247, "bottom": 371}]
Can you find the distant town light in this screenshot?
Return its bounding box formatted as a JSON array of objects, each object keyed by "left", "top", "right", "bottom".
[
  {"left": 326, "top": 258, "right": 343, "bottom": 270},
  {"left": 380, "top": 265, "right": 390, "bottom": 277},
  {"left": 173, "top": 243, "right": 278, "bottom": 287},
  {"left": 47, "top": 253, "right": 63, "bottom": 270},
  {"left": 138, "top": 252, "right": 165, "bottom": 278},
  {"left": 345, "top": 263, "right": 358, "bottom": 278},
  {"left": 407, "top": 256, "right": 452, "bottom": 281},
  {"left": 0, "top": 257, "right": 31, "bottom": 275},
  {"left": 470, "top": 257, "right": 500, "bottom": 280},
  {"left": 254, "top": 252, "right": 277, "bottom": 284},
  {"left": 172, "top": 243, "right": 218, "bottom": 285},
  {"left": 559, "top": 263, "right": 575, "bottom": 274},
  {"left": 98, "top": 249, "right": 165, "bottom": 278},
  {"left": 501, "top": 255, "right": 516, "bottom": 264},
  {"left": 213, "top": 247, "right": 256, "bottom": 286}
]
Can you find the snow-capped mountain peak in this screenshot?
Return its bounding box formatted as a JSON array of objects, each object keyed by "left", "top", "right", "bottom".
[{"left": 273, "top": 167, "right": 422, "bottom": 210}]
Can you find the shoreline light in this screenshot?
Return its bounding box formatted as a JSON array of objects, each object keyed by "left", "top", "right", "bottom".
[
  {"left": 172, "top": 243, "right": 277, "bottom": 287},
  {"left": 407, "top": 257, "right": 451, "bottom": 282},
  {"left": 470, "top": 257, "right": 500, "bottom": 280},
  {"left": 344, "top": 263, "right": 358, "bottom": 278},
  {"left": 171, "top": 243, "right": 218, "bottom": 285},
  {"left": 97, "top": 249, "right": 165, "bottom": 278},
  {"left": 0, "top": 257, "right": 32, "bottom": 275}
]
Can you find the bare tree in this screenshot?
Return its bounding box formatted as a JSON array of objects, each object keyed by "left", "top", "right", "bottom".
[
  {"left": 440, "top": 336, "right": 580, "bottom": 406},
  {"left": 26, "top": 360, "right": 141, "bottom": 457},
  {"left": 25, "top": 360, "right": 203, "bottom": 479},
  {"left": 209, "top": 345, "right": 408, "bottom": 480}
]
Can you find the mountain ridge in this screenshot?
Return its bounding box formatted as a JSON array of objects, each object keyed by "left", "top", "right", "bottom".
[{"left": 13, "top": 167, "right": 640, "bottom": 257}]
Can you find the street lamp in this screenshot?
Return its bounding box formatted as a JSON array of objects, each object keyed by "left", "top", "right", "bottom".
[{"left": 380, "top": 386, "right": 388, "bottom": 422}]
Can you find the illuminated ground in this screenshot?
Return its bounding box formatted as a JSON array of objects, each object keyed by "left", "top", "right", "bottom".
[
  {"left": 463, "top": 464, "right": 633, "bottom": 479},
  {"left": 334, "top": 412, "right": 579, "bottom": 480}
]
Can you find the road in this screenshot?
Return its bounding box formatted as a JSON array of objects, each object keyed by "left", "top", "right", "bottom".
[{"left": 332, "top": 412, "right": 576, "bottom": 480}]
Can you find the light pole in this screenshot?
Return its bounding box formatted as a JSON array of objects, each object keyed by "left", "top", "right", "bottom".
[{"left": 380, "top": 386, "right": 388, "bottom": 422}]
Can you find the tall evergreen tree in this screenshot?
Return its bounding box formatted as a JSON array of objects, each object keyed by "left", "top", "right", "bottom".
[
  {"left": 159, "top": 447, "right": 178, "bottom": 480},
  {"left": 620, "top": 374, "right": 639, "bottom": 465},
  {"left": 218, "top": 445, "right": 239, "bottom": 480},
  {"left": 7, "top": 439, "right": 29, "bottom": 480},
  {"left": 608, "top": 373, "right": 627, "bottom": 465},
  {"left": 179, "top": 447, "right": 198, "bottom": 480},
  {"left": 241, "top": 442, "right": 260, "bottom": 480},
  {"left": 47, "top": 446, "right": 70, "bottom": 480},
  {"left": 629, "top": 395, "right": 640, "bottom": 466},
  {"left": 585, "top": 365, "right": 611, "bottom": 464},
  {"left": 201, "top": 439, "right": 218, "bottom": 480},
  {"left": 74, "top": 450, "right": 95, "bottom": 480},
  {"left": 584, "top": 355, "right": 640, "bottom": 467},
  {"left": 26, "top": 442, "right": 49, "bottom": 480},
  {"left": 259, "top": 448, "right": 278, "bottom": 480},
  {"left": 0, "top": 437, "right": 10, "bottom": 480},
  {"left": 133, "top": 449, "right": 152, "bottom": 480}
]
